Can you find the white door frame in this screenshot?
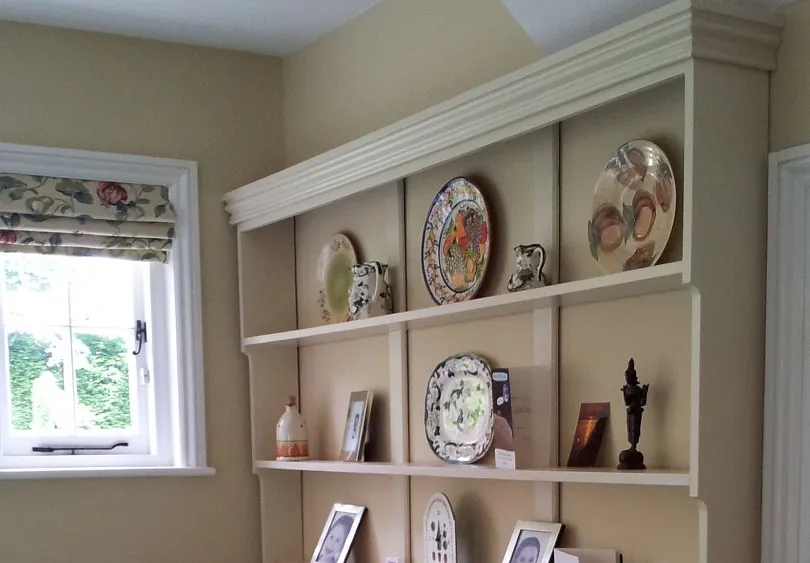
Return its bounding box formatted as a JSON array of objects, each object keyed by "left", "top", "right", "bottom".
[{"left": 763, "top": 143, "right": 810, "bottom": 563}]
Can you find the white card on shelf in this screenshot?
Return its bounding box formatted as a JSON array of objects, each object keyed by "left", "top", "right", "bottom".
[{"left": 554, "top": 548, "right": 621, "bottom": 563}]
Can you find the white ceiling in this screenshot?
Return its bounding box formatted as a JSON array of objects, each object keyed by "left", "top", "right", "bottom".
[
  {"left": 0, "top": 0, "right": 384, "bottom": 55},
  {"left": 0, "top": 0, "right": 791, "bottom": 56}
]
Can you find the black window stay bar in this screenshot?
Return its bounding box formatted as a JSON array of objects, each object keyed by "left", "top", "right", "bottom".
[{"left": 32, "top": 442, "right": 129, "bottom": 455}]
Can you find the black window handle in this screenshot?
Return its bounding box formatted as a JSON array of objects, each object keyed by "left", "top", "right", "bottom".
[
  {"left": 132, "top": 320, "right": 147, "bottom": 356},
  {"left": 32, "top": 442, "right": 129, "bottom": 455}
]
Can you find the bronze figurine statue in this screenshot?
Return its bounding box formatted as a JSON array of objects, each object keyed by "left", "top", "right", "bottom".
[{"left": 618, "top": 358, "right": 649, "bottom": 471}]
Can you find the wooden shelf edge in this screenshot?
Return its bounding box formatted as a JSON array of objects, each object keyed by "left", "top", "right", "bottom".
[
  {"left": 243, "top": 262, "right": 686, "bottom": 348},
  {"left": 254, "top": 460, "right": 690, "bottom": 487}
]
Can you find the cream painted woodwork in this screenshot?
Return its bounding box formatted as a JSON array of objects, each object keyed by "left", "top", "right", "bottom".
[
  {"left": 242, "top": 263, "right": 684, "bottom": 347},
  {"left": 224, "top": 2, "right": 781, "bottom": 562},
  {"left": 762, "top": 144, "right": 810, "bottom": 563},
  {"left": 254, "top": 460, "right": 689, "bottom": 486},
  {"left": 561, "top": 484, "right": 699, "bottom": 560}
]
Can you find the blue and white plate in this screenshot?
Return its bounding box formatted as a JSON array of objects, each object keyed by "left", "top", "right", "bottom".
[{"left": 424, "top": 353, "right": 494, "bottom": 464}]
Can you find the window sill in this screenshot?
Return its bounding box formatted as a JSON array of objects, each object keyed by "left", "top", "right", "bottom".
[{"left": 0, "top": 466, "right": 216, "bottom": 480}]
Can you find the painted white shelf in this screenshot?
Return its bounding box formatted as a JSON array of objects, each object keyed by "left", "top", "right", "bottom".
[
  {"left": 255, "top": 459, "right": 690, "bottom": 487},
  {"left": 243, "top": 262, "right": 685, "bottom": 347}
]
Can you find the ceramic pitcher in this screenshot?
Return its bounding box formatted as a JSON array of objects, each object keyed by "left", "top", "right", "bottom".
[
  {"left": 507, "top": 244, "right": 548, "bottom": 292},
  {"left": 349, "top": 261, "right": 393, "bottom": 321}
]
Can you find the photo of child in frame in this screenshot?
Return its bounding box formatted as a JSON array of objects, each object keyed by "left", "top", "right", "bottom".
[
  {"left": 310, "top": 504, "right": 365, "bottom": 563},
  {"left": 315, "top": 513, "right": 354, "bottom": 563},
  {"left": 509, "top": 532, "right": 547, "bottom": 563},
  {"left": 501, "top": 521, "right": 562, "bottom": 563}
]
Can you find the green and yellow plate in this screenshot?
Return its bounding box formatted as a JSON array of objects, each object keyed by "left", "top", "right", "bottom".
[{"left": 316, "top": 233, "right": 358, "bottom": 324}]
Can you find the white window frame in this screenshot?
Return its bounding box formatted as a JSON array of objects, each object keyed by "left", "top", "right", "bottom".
[
  {"left": 0, "top": 142, "right": 210, "bottom": 479},
  {"left": 762, "top": 143, "right": 810, "bottom": 563},
  {"left": 0, "top": 258, "right": 156, "bottom": 461}
]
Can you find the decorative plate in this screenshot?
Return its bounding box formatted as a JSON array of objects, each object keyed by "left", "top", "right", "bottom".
[
  {"left": 316, "top": 234, "right": 358, "bottom": 324},
  {"left": 421, "top": 178, "right": 491, "bottom": 304},
  {"left": 423, "top": 493, "right": 457, "bottom": 563},
  {"left": 588, "top": 140, "right": 677, "bottom": 274},
  {"left": 424, "top": 353, "right": 494, "bottom": 464}
]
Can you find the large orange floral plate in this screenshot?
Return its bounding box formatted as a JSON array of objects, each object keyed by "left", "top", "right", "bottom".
[
  {"left": 588, "top": 140, "right": 677, "bottom": 274},
  {"left": 421, "top": 178, "right": 491, "bottom": 304}
]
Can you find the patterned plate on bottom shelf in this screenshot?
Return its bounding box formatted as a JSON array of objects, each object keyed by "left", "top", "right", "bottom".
[{"left": 424, "top": 353, "right": 494, "bottom": 464}]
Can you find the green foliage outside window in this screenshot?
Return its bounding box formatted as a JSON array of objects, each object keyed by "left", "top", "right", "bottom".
[
  {"left": 8, "top": 331, "right": 132, "bottom": 431},
  {"left": 4, "top": 257, "right": 133, "bottom": 432}
]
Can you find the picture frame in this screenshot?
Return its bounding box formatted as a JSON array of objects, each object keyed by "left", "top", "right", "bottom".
[
  {"left": 340, "top": 390, "right": 373, "bottom": 462},
  {"left": 311, "top": 503, "right": 365, "bottom": 563},
  {"left": 501, "top": 521, "right": 563, "bottom": 563}
]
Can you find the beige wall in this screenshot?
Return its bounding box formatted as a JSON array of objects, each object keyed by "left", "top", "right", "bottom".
[
  {"left": 771, "top": 0, "right": 810, "bottom": 151},
  {"left": 0, "top": 21, "right": 283, "bottom": 563},
  {"left": 281, "top": 0, "right": 541, "bottom": 165}
]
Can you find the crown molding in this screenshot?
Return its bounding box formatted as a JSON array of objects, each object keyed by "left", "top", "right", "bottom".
[{"left": 224, "top": 0, "right": 782, "bottom": 231}]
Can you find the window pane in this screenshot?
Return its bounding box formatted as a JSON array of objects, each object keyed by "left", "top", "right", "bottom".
[
  {"left": 7, "top": 329, "right": 69, "bottom": 432},
  {"left": 73, "top": 330, "right": 135, "bottom": 431},
  {"left": 68, "top": 259, "right": 137, "bottom": 329},
  {"left": 2, "top": 255, "right": 70, "bottom": 327}
]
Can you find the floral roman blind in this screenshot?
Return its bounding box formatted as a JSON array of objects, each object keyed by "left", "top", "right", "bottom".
[{"left": 0, "top": 173, "right": 174, "bottom": 263}]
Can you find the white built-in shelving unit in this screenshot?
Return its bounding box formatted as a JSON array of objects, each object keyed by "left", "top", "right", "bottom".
[{"left": 223, "top": 2, "right": 783, "bottom": 562}]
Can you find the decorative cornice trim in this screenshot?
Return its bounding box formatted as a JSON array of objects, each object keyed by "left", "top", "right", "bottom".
[{"left": 223, "top": 0, "right": 782, "bottom": 231}]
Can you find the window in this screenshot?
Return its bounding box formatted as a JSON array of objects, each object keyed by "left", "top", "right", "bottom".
[
  {"left": 0, "top": 143, "right": 206, "bottom": 476},
  {"left": 0, "top": 254, "right": 166, "bottom": 467}
]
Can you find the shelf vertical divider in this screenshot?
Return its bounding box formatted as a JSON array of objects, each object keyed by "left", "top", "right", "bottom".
[
  {"left": 685, "top": 59, "right": 772, "bottom": 563},
  {"left": 533, "top": 125, "right": 560, "bottom": 522},
  {"left": 391, "top": 179, "right": 408, "bottom": 314},
  {"left": 388, "top": 329, "right": 411, "bottom": 561},
  {"left": 389, "top": 330, "right": 410, "bottom": 464},
  {"left": 389, "top": 178, "right": 411, "bottom": 561}
]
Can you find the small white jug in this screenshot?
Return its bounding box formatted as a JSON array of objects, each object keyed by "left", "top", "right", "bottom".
[
  {"left": 349, "top": 261, "right": 393, "bottom": 321},
  {"left": 507, "top": 244, "right": 548, "bottom": 292}
]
